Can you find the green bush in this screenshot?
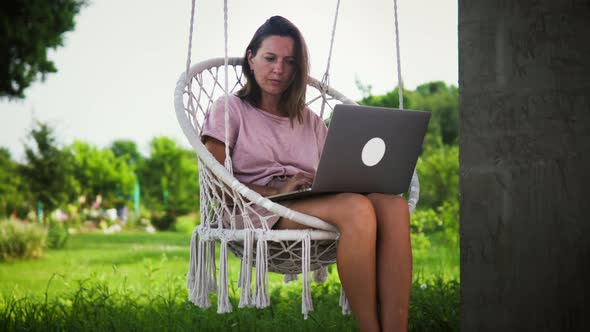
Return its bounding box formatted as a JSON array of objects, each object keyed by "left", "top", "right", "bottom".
[
  {"left": 412, "top": 199, "right": 459, "bottom": 236},
  {"left": 416, "top": 145, "right": 459, "bottom": 209},
  {"left": 173, "top": 214, "right": 198, "bottom": 234},
  {"left": 438, "top": 200, "right": 459, "bottom": 248},
  {"left": 47, "top": 219, "right": 69, "bottom": 249},
  {"left": 0, "top": 219, "right": 47, "bottom": 261},
  {"left": 411, "top": 232, "right": 432, "bottom": 251},
  {"left": 411, "top": 208, "right": 444, "bottom": 234},
  {"left": 150, "top": 211, "right": 175, "bottom": 231}
]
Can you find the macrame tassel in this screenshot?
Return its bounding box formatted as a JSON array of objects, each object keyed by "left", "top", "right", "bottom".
[
  {"left": 217, "top": 239, "right": 232, "bottom": 313},
  {"left": 237, "top": 257, "right": 243, "bottom": 288},
  {"left": 312, "top": 266, "right": 329, "bottom": 284},
  {"left": 283, "top": 274, "right": 298, "bottom": 283},
  {"left": 192, "top": 235, "right": 211, "bottom": 308},
  {"left": 339, "top": 285, "right": 351, "bottom": 315},
  {"left": 254, "top": 237, "right": 270, "bottom": 308},
  {"left": 238, "top": 230, "right": 254, "bottom": 307},
  {"left": 301, "top": 233, "right": 314, "bottom": 319},
  {"left": 186, "top": 228, "right": 199, "bottom": 301},
  {"left": 207, "top": 240, "right": 218, "bottom": 293}
]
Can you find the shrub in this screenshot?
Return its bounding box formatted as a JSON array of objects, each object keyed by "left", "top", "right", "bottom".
[
  {"left": 410, "top": 276, "right": 460, "bottom": 332},
  {"left": 411, "top": 232, "right": 432, "bottom": 251},
  {"left": 411, "top": 208, "right": 444, "bottom": 234},
  {"left": 173, "top": 214, "right": 198, "bottom": 234},
  {"left": 150, "top": 211, "right": 175, "bottom": 231},
  {"left": 416, "top": 145, "right": 459, "bottom": 209},
  {"left": 411, "top": 200, "right": 459, "bottom": 247},
  {"left": 47, "top": 219, "right": 69, "bottom": 249},
  {"left": 0, "top": 219, "right": 47, "bottom": 261}
]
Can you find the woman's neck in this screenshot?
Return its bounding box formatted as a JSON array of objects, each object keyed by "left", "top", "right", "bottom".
[{"left": 259, "top": 94, "right": 287, "bottom": 117}]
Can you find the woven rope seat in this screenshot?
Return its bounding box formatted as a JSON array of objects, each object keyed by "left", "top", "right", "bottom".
[{"left": 175, "top": 56, "right": 420, "bottom": 316}]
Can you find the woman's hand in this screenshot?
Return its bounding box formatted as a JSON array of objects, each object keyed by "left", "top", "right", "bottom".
[{"left": 277, "top": 172, "right": 314, "bottom": 194}]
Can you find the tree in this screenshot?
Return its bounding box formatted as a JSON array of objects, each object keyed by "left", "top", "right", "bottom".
[
  {"left": 20, "top": 121, "right": 77, "bottom": 216},
  {"left": 413, "top": 81, "right": 459, "bottom": 146},
  {"left": 137, "top": 137, "right": 199, "bottom": 216},
  {"left": 110, "top": 140, "right": 142, "bottom": 169},
  {"left": 68, "top": 141, "right": 135, "bottom": 208},
  {"left": 0, "top": 148, "right": 29, "bottom": 218},
  {"left": 415, "top": 145, "right": 459, "bottom": 209},
  {"left": 0, "top": 0, "right": 86, "bottom": 99},
  {"left": 359, "top": 87, "right": 415, "bottom": 110}
]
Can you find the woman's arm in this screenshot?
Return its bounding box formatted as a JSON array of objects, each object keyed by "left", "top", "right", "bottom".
[
  {"left": 204, "top": 136, "right": 280, "bottom": 197},
  {"left": 203, "top": 136, "right": 312, "bottom": 197}
]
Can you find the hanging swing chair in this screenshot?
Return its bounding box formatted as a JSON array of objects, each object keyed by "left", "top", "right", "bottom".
[{"left": 175, "top": 0, "right": 418, "bottom": 318}]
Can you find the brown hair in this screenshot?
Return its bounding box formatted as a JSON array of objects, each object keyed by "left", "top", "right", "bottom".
[{"left": 236, "top": 16, "right": 309, "bottom": 124}]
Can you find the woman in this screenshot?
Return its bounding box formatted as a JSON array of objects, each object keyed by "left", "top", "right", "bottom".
[{"left": 202, "top": 16, "right": 412, "bottom": 332}]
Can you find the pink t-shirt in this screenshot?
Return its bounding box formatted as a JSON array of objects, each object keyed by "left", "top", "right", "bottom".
[{"left": 201, "top": 94, "right": 328, "bottom": 186}]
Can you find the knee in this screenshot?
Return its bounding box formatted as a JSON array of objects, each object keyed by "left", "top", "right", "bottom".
[
  {"left": 368, "top": 193, "right": 410, "bottom": 228},
  {"left": 368, "top": 193, "right": 409, "bottom": 213},
  {"left": 337, "top": 193, "right": 376, "bottom": 235}
]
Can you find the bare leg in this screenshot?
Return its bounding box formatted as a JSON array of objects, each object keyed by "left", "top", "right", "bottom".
[
  {"left": 367, "top": 194, "right": 412, "bottom": 332},
  {"left": 275, "top": 193, "right": 381, "bottom": 332}
]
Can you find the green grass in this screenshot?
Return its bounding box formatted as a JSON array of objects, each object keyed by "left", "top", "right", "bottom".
[
  {"left": 413, "top": 232, "right": 459, "bottom": 281},
  {"left": 0, "top": 231, "right": 459, "bottom": 331}
]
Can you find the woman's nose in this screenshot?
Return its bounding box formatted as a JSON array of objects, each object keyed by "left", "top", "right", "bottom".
[{"left": 273, "top": 60, "right": 284, "bottom": 74}]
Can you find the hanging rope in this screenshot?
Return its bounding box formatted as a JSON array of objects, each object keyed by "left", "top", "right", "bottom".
[
  {"left": 393, "top": 0, "right": 404, "bottom": 109},
  {"left": 319, "top": 0, "right": 341, "bottom": 119},
  {"left": 184, "top": 0, "right": 197, "bottom": 81},
  {"left": 222, "top": 0, "right": 234, "bottom": 174}
]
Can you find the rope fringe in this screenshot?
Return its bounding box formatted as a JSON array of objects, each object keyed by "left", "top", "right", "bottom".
[
  {"left": 217, "top": 239, "right": 232, "bottom": 313},
  {"left": 193, "top": 234, "right": 211, "bottom": 308},
  {"left": 187, "top": 227, "right": 199, "bottom": 302},
  {"left": 301, "top": 232, "right": 314, "bottom": 319},
  {"left": 255, "top": 237, "right": 270, "bottom": 308},
  {"left": 284, "top": 274, "right": 298, "bottom": 283},
  {"left": 238, "top": 230, "right": 254, "bottom": 307},
  {"left": 312, "top": 266, "right": 329, "bottom": 284},
  {"left": 339, "top": 285, "right": 352, "bottom": 315},
  {"left": 207, "top": 240, "right": 218, "bottom": 293}
]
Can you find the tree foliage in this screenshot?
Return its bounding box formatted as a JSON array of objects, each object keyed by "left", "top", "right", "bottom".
[
  {"left": 137, "top": 137, "right": 199, "bottom": 216},
  {"left": 68, "top": 140, "right": 135, "bottom": 208},
  {"left": 0, "top": 0, "right": 86, "bottom": 99},
  {"left": 413, "top": 81, "right": 459, "bottom": 146},
  {"left": 416, "top": 145, "right": 459, "bottom": 209},
  {"left": 20, "top": 121, "right": 77, "bottom": 215},
  {"left": 0, "top": 148, "right": 29, "bottom": 218},
  {"left": 110, "top": 140, "right": 142, "bottom": 169}
]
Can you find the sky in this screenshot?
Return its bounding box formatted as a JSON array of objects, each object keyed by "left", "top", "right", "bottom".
[{"left": 0, "top": 0, "right": 457, "bottom": 161}]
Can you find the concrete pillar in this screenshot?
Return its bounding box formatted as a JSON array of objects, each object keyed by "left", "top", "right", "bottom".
[{"left": 459, "top": 1, "right": 590, "bottom": 330}]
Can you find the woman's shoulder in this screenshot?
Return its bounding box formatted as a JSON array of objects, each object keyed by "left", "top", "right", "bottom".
[
  {"left": 303, "top": 107, "right": 326, "bottom": 126},
  {"left": 213, "top": 94, "right": 245, "bottom": 109}
]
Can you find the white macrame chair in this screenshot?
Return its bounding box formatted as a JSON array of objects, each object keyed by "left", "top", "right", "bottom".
[{"left": 176, "top": 0, "right": 418, "bottom": 319}]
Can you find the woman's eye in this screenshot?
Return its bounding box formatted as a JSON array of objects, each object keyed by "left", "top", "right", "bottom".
[{"left": 264, "top": 56, "right": 275, "bottom": 62}]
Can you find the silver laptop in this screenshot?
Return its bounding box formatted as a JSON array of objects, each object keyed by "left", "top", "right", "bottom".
[{"left": 267, "top": 104, "right": 431, "bottom": 202}]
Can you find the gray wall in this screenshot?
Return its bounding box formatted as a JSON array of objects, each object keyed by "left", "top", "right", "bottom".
[{"left": 459, "top": 0, "right": 590, "bottom": 330}]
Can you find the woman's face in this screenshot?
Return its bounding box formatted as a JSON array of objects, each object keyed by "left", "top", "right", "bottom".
[{"left": 248, "top": 35, "right": 296, "bottom": 100}]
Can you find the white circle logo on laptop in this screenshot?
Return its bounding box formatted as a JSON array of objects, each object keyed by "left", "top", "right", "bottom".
[{"left": 361, "top": 137, "right": 386, "bottom": 167}]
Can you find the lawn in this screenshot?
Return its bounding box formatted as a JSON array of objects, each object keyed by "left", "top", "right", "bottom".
[{"left": 0, "top": 231, "right": 459, "bottom": 331}]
